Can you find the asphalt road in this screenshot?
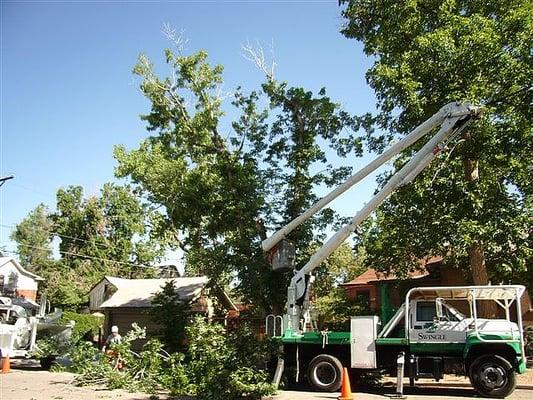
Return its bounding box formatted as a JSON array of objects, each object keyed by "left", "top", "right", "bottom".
[
  {"left": 271, "top": 386, "right": 533, "bottom": 400},
  {"left": 4, "top": 360, "right": 532, "bottom": 400}
]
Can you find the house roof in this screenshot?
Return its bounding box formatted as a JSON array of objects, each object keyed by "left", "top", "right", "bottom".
[
  {"left": 99, "top": 276, "right": 209, "bottom": 308},
  {"left": 0, "top": 257, "right": 45, "bottom": 281},
  {"left": 342, "top": 256, "right": 443, "bottom": 286}
]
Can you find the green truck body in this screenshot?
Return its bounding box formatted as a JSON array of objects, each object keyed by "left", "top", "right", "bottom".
[{"left": 270, "top": 285, "right": 526, "bottom": 398}]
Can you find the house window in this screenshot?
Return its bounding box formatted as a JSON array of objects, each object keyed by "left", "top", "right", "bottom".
[{"left": 356, "top": 289, "right": 371, "bottom": 307}]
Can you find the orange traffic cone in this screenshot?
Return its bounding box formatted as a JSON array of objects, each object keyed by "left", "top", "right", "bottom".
[
  {"left": 1, "top": 356, "right": 11, "bottom": 374},
  {"left": 338, "top": 367, "right": 353, "bottom": 400}
]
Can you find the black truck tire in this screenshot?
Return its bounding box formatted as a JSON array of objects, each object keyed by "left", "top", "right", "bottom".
[
  {"left": 469, "top": 354, "right": 517, "bottom": 398},
  {"left": 307, "top": 354, "right": 343, "bottom": 392},
  {"left": 40, "top": 356, "right": 56, "bottom": 370}
]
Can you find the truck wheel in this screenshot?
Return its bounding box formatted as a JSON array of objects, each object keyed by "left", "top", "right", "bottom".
[
  {"left": 307, "top": 354, "right": 343, "bottom": 392},
  {"left": 40, "top": 356, "right": 56, "bottom": 370},
  {"left": 469, "top": 355, "right": 516, "bottom": 398}
]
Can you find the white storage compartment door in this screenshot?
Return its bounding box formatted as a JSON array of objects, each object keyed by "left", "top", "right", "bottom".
[{"left": 350, "top": 316, "right": 378, "bottom": 368}]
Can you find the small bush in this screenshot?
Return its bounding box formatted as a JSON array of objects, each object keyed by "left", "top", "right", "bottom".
[
  {"left": 185, "top": 317, "right": 276, "bottom": 400},
  {"left": 525, "top": 326, "right": 533, "bottom": 358},
  {"left": 61, "top": 311, "right": 103, "bottom": 343},
  {"left": 149, "top": 280, "right": 192, "bottom": 352}
]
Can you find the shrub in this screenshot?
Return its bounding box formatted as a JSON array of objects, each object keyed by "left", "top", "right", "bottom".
[
  {"left": 184, "top": 316, "right": 276, "bottom": 400},
  {"left": 149, "top": 280, "right": 192, "bottom": 352},
  {"left": 525, "top": 326, "right": 533, "bottom": 358},
  {"left": 314, "top": 286, "right": 369, "bottom": 331},
  {"left": 61, "top": 311, "right": 103, "bottom": 343}
]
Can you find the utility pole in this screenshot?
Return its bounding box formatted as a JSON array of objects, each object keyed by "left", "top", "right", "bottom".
[{"left": 0, "top": 176, "right": 14, "bottom": 187}]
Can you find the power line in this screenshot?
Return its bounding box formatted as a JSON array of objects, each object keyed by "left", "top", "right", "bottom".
[
  {"left": 0, "top": 222, "right": 158, "bottom": 254},
  {"left": 0, "top": 176, "right": 14, "bottom": 188},
  {"left": 1, "top": 222, "right": 107, "bottom": 248},
  {"left": 1, "top": 242, "right": 160, "bottom": 271}
]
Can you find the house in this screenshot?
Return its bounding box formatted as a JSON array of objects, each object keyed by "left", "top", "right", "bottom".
[
  {"left": 0, "top": 257, "right": 44, "bottom": 301},
  {"left": 89, "top": 276, "right": 237, "bottom": 349},
  {"left": 341, "top": 256, "right": 533, "bottom": 325}
]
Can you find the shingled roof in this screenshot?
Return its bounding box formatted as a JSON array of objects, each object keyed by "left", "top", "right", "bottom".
[
  {"left": 99, "top": 276, "right": 209, "bottom": 308},
  {"left": 341, "top": 256, "right": 443, "bottom": 286}
]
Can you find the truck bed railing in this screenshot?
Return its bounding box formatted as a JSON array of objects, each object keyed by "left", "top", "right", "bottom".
[
  {"left": 404, "top": 285, "right": 526, "bottom": 361},
  {"left": 266, "top": 314, "right": 283, "bottom": 338}
]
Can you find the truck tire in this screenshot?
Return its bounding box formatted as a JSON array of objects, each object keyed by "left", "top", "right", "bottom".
[
  {"left": 307, "top": 354, "right": 343, "bottom": 392},
  {"left": 40, "top": 356, "right": 56, "bottom": 370},
  {"left": 469, "top": 354, "right": 516, "bottom": 398}
]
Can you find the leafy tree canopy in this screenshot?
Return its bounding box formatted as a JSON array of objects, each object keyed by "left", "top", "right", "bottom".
[
  {"left": 114, "top": 45, "right": 363, "bottom": 312},
  {"left": 10, "top": 204, "right": 53, "bottom": 272},
  {"left": 11, "top": 183, "right": 166, "bottom": 307},
  {"left": 340, "top": 0, "right": 532, "bottom": 288}
]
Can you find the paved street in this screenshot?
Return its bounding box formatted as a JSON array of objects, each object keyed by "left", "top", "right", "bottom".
[
  {"left": 2, "top": 361, "right": 532, "bottom": 400},
  {"left": 272, "top": 386, "right": 533, "bottom": 400}
]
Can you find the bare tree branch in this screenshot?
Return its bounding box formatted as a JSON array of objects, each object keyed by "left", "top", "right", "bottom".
[
  {"left": 162, "top": 23, "right": 189, "bottom": 54},
  {"left": 241, "top": 39, "right": 276, "bottom": 80}
]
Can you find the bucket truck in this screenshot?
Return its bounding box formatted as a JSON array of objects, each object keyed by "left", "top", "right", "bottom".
[{"left": 264, "top": 102, "right": 527, "bottom": 398}]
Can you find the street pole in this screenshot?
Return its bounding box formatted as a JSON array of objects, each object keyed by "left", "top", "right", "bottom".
[{"left": 0, "top": 176, "right": 14, "bottom": 187}]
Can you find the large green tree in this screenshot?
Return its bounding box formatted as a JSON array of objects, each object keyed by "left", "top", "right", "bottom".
[
  {"left": 10, "top": 204, "right": 54, "bottom": 272},
  {"left": 114, "top": 46, "right": 362, "bottom": 312},
  {"left": 12, "top": 183, "right": 165, "bottom": 306},
  {"left": 340, "top": 1, "right": 532, "bottom": 294}
]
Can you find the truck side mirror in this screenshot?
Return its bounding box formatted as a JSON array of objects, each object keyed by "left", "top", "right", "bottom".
[{"left": 435, "top": 298, "right": 444, "bottom": 320}]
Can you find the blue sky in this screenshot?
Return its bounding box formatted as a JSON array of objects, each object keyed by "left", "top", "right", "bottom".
[{"left": 1, "top": 1, "right": 382, "bottom": 262}]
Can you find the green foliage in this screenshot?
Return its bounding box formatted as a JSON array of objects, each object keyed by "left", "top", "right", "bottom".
[
  {"left": 313, "top": 243, "right": 366, "bottom": 298},
  {"left": 340, "top": 0, "right": 532, "bottom": 283},
  {"left": 311, "top": 244, "right": 368, "bottom": 330},
  {"left": 12, "top": 184, "right": 167, "bottom": 307},
  {"left": 70, "top": 324, "right": 146, "bottom": 388},
  {"left": 160, "top": 352, "right": 191, "bottom": 397},
  {"left": 185, "top": 317, "right": 276, "bottom": 399},
  {"left": 525, "top": 325, "right": 533, "bottom": 358},
  {"left": 314, "top": 286, "right": 369, "bottom": 331},
  {"left": 31, "top": 334, "right": 72, "bottom": 360},
  {"left": 31, "top": 311, "right": 101, "bottom": 360},
  {"left": 66, "top": 318, "right": 274, "bottom": 399},
  {"left": 149, "top": 280, "right": 192, "bottom": 352},
  {"left": 10, "top": 204, "right": 53, "bottom": 269},
  {"left": 115, "top": 45, "right": 362, "bottom": 313},
  {"left": 61, "top": 311, "right": 103, "bottom": 343}
]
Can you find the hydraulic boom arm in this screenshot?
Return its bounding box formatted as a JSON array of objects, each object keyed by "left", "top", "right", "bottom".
[{"left": 263, "top": 102, "right": 482, "bottom": 335}]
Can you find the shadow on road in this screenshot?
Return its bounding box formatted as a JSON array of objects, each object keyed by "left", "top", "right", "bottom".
[
  {"left": 371, "top": 385, "right": 478, "bottom": 398},
  {"left": 285, "top": 381, "right": 479, "bottom": 398}
]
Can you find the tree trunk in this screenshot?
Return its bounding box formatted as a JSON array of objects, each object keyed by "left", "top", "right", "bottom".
[
  {"left": 469, "top": 243, "right": 496, "bottom": 317},
  {"left": 469, "top": 243, "right": 489, "bottom": 285},
  {"left": 463, "top": 132, "right": 496, "bottom": 317}
]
